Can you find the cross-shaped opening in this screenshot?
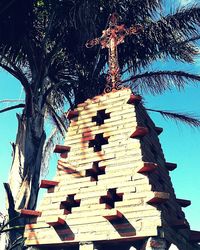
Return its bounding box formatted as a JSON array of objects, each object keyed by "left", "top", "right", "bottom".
[
  {"left": 92, "top": 109, "right": 110, "bottom": 126},
  {"left": 85, "top": 161, "right": 106, "bottom": 181},
  {"left": 60, "top": 194, "right": 81, "bottom": 215},
  {"left": 89, "top": 133, "right": 109, "bottom": 152},
  {"left": 100, "top": 188, "right": 123, "bottom": 209}
]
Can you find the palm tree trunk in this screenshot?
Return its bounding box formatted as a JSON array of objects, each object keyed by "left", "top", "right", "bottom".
[{"left": 4, "top": 109, "right": 46, "bottom": 249}]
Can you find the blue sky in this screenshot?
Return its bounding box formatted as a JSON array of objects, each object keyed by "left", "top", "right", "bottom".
[
  {"left": 0, "top": 0, "right": 200, "bottom": 233},
  {"left": 1, "top": 65, "right": 200, "bottom": 231}
]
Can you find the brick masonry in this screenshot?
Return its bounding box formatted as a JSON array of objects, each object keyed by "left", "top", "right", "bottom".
[{"left": 23, "top": 88, "right": 200, "bottom": 249}]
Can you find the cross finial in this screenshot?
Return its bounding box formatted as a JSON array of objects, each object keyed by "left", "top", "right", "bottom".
[{"left": 86, "top": 13, "right": 143, "bottom": 93}]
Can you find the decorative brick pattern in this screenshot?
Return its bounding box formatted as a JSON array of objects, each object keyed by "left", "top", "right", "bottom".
[{"left": 23, "top": 89, "right": 200, "bottom": 250}]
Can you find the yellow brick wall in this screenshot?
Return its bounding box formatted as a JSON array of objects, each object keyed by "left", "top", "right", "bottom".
[{"left": 24, "top": 89, "right": 199, "bottom": 250}]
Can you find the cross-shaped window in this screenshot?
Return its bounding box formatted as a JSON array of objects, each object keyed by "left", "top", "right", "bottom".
[
  {"left": 89, "top": 133, "right": 109, "bottom": 152},
  {"left": 60, "top": 194, "right": 81, "bottom": 215},
  {"left": 92, "top": 109, "right": 110, "bottom": 126},
  {"left": 100, "top": 188, "right": 123, "bottom": 209},
  {"left": 85, "top": 162, "right": 106, "bottom": 181}
]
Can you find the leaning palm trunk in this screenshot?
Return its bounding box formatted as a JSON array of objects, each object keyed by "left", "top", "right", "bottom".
[{"left": 4, "top": 103, "right": 46, "bottom": 249}]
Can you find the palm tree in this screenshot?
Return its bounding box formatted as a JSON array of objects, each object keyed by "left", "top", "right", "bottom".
[
  {"left": 55, "top": 0, "right": 200, "bottom": 123},
  {"left": 58, "top": 0, "right": 200, "bottom": 103},
  {"left": 1, "top": 0, "right": 200, "bottom": 248},
  {"left": 0, "top": 0, "right": 73, "bottom": 247}
]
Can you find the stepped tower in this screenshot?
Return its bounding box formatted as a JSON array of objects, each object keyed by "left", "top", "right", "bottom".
[
  {"left": 22, "top": 13, "right": 200, "bottom": 250},
  {"left": 22, "top": 89, "right": 200, "bottom": 249}
]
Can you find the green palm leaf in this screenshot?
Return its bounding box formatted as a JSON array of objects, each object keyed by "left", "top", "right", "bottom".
[
  {"left": 122, "top": 71, "right": 200, "bottom": 95},
  {"left": 147, "top": 108, "right": 200, "bottom": 127}
]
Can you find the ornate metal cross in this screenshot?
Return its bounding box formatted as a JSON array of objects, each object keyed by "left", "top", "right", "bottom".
[{"left": 86, "top": 13, "right": 142, "bottom": 93}]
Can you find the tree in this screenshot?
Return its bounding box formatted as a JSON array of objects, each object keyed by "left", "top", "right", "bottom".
[
  {"left": 1, "top": 0, "right": 200, "bottom": 248},
  {"left": 0, "top": 0, "right": 72, "bottom": 247}
]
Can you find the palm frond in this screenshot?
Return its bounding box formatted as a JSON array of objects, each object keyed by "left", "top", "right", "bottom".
[
  {"left": 121, "top": 71, "right": 200, "bottom": 95},
  {"left": 147, "top": 108, "right": 200, "bottom": 127},
  {"left": 121, "top": 34, "right": 200, "bottom": 76},
  {"left": 0, "top": 0, "right": 33, "bottom": 57},
  {"left": 0, "top": 104, "right": 25, "bottom": 114},
  {"left": 46, "top": 102, "right": 68, "bottom": 137},
  {"left": 0, "top": 99, "right": 24, "bottom": 103},
  {"left": 0, "top": 0, "right": 16, "bottom": 16},
  {"left": 165, "top": 5, "right": 200, "bottom": 37},
  {"left": 119, "top": 5, "right": 200, "bottom": 72}
]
